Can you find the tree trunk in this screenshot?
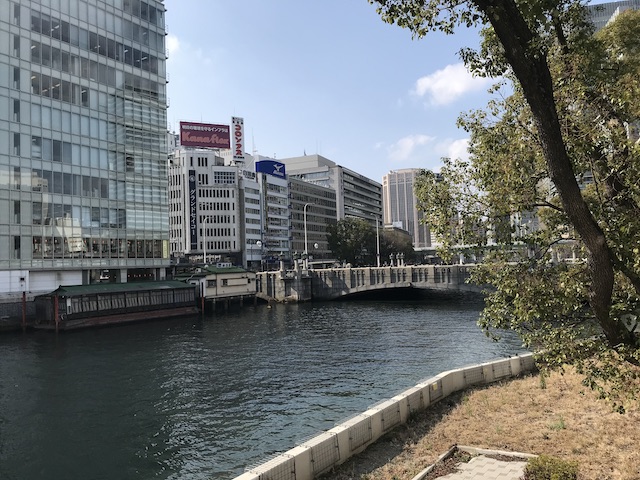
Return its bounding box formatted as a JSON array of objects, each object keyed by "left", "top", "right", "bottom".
[{"left": 474, "top": 0, "right": 635, "bottom": 347}]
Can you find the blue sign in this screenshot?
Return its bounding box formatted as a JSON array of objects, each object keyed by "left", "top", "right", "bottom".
[{"left": 255, "top": 160, "right": 286, "bottom": 178}]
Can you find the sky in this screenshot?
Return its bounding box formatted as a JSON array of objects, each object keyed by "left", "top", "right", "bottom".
[{"left": 163, "top": 0, "right": 497, "bottom": 183}]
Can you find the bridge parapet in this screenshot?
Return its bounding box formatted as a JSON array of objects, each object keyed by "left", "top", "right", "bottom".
[{"left": 255, "top": 264, "right": 479, "bottom": 303}]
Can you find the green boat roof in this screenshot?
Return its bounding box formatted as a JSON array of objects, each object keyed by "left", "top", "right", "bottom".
[{"left": 40, "top": 280, "right": 195, "bottom": 297}]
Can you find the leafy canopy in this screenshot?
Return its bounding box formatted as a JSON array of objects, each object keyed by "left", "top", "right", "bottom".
[
  {"left": 327, "top": 217, "right": 376, "bottom": 266},
  {"left": 327, "top": 218, "right": 416, "bottom": 266},
  {"left": 371, "top": 0, "right": 640, "bottom": 410}
]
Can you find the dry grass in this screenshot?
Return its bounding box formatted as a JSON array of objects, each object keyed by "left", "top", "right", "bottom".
[{"left": 322, "top": 368, "right": 640, "bottom": 480}]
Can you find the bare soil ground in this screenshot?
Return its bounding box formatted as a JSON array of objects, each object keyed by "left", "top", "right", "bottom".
[{"left": 321, "top": 368, "right": 640, "bottom": 480}]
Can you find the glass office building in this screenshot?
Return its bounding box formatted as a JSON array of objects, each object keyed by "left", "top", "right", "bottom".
[
  {"left": 0, "top": 0, "right": 169, "bottom": 302},
  {"left": 587, "top": 0, "right": 640, "bottom": 31}
]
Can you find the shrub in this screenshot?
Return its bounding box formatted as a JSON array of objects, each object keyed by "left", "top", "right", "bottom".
[{"left": 523, "top": 454, "right": 578, "bottom": 480}]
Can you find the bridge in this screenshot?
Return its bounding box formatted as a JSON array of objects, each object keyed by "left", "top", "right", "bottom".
[{"left": 255, "top": 264, "right": 481, "bottom": 303}]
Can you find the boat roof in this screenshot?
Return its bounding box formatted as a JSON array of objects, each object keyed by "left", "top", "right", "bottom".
[{"left": 40, "top": 281, "right": 195, "bottom": 297}]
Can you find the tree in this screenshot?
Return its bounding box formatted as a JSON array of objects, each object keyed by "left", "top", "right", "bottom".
[
  {"left": 327, "top": 217, "right": 377, "bottom": 266},
  {"left": 380, "top": 228, "right": 415, "bottom": 263},
  {"left": 371, "top": 0, "right": 640, "bottom": 409}
]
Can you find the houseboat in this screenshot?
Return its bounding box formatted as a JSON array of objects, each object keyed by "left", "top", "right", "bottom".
[{"left": 34, "top": 281, "right": 199, "bottom": 331}]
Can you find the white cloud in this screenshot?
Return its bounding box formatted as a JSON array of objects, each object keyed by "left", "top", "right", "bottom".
[
  {"left": 436, "top": 138, "right": 471, "bottom": 162},
  {"left": 166, "top": 34, "right": 180, "bottom": 59},
  {"left": 166, "top": 34, "right": 219, "bottom": 67},
  {"left": 387, "top": 134, "right": 434, "bottom": 162},
  {"left": 412, "top": 63, "right": 492, "bottom": 106}
]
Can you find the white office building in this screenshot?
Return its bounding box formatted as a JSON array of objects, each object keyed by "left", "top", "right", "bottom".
[
  {"left": 254, "top": 157, "right": 290, "bottom": 268},
  {"left": 168, "top": 147, "right": 242, "bottom": 265}
]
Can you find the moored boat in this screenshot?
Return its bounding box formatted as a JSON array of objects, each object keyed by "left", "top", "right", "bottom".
[{"left": 34, "top": 281, "right": 199, "bottom": 331}]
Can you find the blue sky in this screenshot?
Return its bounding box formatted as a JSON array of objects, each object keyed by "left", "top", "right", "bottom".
[{"left": 163, "top": 0, "right": 496, "bottom": 183}]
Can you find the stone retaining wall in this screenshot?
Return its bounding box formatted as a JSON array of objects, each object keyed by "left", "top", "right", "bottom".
[{"left": 232, "top": 353, "right": 536, "bottom": 480}]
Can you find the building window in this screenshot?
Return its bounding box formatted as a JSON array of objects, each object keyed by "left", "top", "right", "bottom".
[
  {"left": 13, "top": 201, "right": 20, "bottom": 224},
  {"left": 13, "top": 133, "right": 20, "bottom": 156},
  {"left": 13, "top": 68, "right": 20, "bottom": 89},
  {"left": 13, "top": 236, "right": 20, "bottom": 259},
  {"left": 13, "top": 3, "right": 20, "bottom": 25}
]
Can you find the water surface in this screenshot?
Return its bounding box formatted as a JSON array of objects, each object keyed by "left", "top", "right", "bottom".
[{"left": 0, "top": 295, "right": 525, "bottom": 479}]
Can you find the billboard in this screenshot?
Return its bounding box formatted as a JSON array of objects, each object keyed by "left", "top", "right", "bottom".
[
  {"left": 231, "top": 117, "right": 245, "bottom": 162},
  {"left": 256, "top": 160, "right": 286, "bottom": 179},
  {"left": 180, "top": 121, "right": 230, "bottom": 149}
]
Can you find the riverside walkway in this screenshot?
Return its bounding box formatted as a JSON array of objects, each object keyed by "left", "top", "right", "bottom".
[{"left": 255, "top": 264, "right": 480, "bottom": 303}]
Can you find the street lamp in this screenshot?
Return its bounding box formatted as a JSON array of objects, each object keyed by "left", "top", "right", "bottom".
[
  {"left": 303, "top": 203, "right": 311, "bottom": 269},
  {"left": 375, "top": 216, "right": 381, "bottom": 267},
  {"left": 256, "top": 240, "right": 262, "bottom": 271}
]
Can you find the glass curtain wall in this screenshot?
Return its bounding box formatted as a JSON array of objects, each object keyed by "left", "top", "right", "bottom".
[{"left": 0, "top": 0, "right": 168, "bottom": 273}]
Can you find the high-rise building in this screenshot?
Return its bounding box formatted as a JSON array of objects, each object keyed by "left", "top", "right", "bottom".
[
  {"left": 288, "top": 176, "right": 337, "bottom": 261},
  {"left": 255, "top": 157, "right": 290, "bottom": 269},
  {"left": 587, "top": 0, "right": 640, "bottom": 31},
  {"left": 279, "top": 154, "right": 382, "bottom": 225},
  {"left": 1, "top": 1, "right": 169, "bottom": 306},
  {"left": 382, "top": 169, "right": 432, "bottom": 249},
  {"left": 168, "top": 147, "right": 242, "bottom": 265}
]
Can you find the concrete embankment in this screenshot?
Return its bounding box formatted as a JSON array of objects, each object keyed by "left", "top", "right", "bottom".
[{"left": 232, "top": 353, "right": 535, "bottom": 480}]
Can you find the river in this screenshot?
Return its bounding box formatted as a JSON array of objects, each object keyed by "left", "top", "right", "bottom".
[{"left": 0, "top": 293, "right": 526, "bottom": 480}]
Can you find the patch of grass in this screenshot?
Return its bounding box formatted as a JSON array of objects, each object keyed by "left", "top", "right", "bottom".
[
  {"left": 324, "top": 368, "right": 640, "bottom": 480},
  {"left": 523, "top": 454, "right": 578, "bottom": 479},
  {"left": 548, "top": 416, "right": 566, "bottom": 431}
]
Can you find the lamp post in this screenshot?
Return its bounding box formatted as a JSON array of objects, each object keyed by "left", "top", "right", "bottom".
[
  {"left": 303, "top": 203, "right": 311, "bottom": 269},
  {"left": 256, "top": 240, "right": 262, "bottom": 271},
  {"left": 375, "top": 216, "right": 381, "bottom": 267}
]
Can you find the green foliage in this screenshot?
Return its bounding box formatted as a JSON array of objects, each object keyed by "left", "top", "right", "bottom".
[
  {"left": 524, "top": 455, "right": 578, "bottom": 480},
  {"left": 379, "top": 228, "right": 414, "bottom": 263},
  {"left": 327, "top": 218, "right": 416, "bottom": 266},
  {"left": 371, "top": 0, "right": 640, "bottom": 409},
  {"left": 326, "top": 217, "right": 376, "bottom": 266}
]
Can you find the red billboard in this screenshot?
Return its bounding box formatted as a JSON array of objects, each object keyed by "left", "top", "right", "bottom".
[{"left": 179, "top": 121, "right": 230, "bottom": 148}]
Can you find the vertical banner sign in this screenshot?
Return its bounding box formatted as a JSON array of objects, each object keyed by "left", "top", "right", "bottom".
[
  {"left": 232, "top": 117, "right": 245, "bottom": 162},
  {"left": 189, "top": 170, "right": 198, "bottom": 250}
]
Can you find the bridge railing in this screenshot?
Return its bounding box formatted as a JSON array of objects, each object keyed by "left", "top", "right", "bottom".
[{"left": 255, "top": 265, "right": 477, "bottom": 302}]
